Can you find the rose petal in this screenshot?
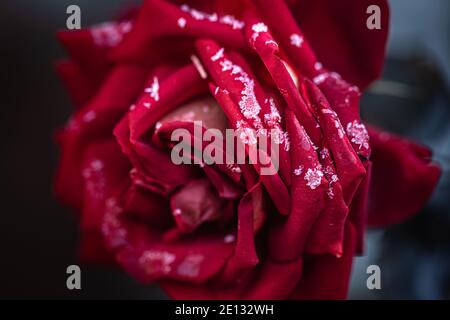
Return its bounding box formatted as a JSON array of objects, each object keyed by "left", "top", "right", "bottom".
[
  {"left": 269, "top": 109, "right": 326, "bottom": 261},
  {"left": 290, "top": 221, "right": 356, "bottom": 299},
  {"left": 111, "top": 0, "right": 246, "bottom": 64},
  {"left": 302, "top": 78, "right": 366, "bottom": 204},
  {"left": 54, "top": 59, "right": 105, "bottom": 109},
  {"left": 283, "top": 0, "right": 389, "bottom": 88},
  {"left": 367, "top": 126, "right": 441, "bottom": 226},
  {"left": 54, "top": 65, "right": 147, "bottom": 209},
  {"left": 170, "top": 179, "right": 225, "bottom": 232}
]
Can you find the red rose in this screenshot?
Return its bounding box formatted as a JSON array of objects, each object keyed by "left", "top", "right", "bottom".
[{"left": 54, "top": 0, "right": 441, "bottom": 299}]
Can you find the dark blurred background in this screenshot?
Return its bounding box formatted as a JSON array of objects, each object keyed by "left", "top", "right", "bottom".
[{"left": 0, "top": 0, "right": 448, "bottom": 299}]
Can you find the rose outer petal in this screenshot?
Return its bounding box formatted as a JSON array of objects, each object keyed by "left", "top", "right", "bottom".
[
  {"left": 54, "top": 65, "right": 147, "bottom": 209},
  {"left": 288, "top": 0, "right": 389, "bottom": 89},
  {"left": 55, "top": 59, "right": 105, "bottom": 109},
  {"left": 255, "top": 0, "right": 388, "bottom": 89},
  {"left": 78, "top": 140, "right": 130, "bottom": 263},
  {"left": 367, "top": 126, "right": 441, "bottom": 227}
]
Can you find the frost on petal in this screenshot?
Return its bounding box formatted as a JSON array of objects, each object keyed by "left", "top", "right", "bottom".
[
  {"left": 346, "top": 120, "right": 369, "bottom": 150},
  {"left": 236, "top": 120, "right": 257, "bottom": 145},
  {"left": 293, "top": 165, "right": 304, "bottom": 176},
  {"left": 313, "top": 72, "right": 342, "bottom": 85},
  {"left": 263, "top": 98, "right": 289, "bottom": 150},
  {"left": 82, "top": 110, "right": 96, "bottom": 123},
  {"left": 304, "top": 166, "right": 324, "bottom": 190},
  {"left": 90, "top": 21, "right": 132, "bottom": 47},
  {"left": 211, "top": 48, "right": 224, "bottom": 62},
  {"left": 177, "top": 17, "right": 186, "bottom": 28},
  {"left": 251, "top": 22, "right": 268, "bottom": 43},
  {"left": 227, "top": 164, "right": 241, "bottom": 173},
  {"left": 238, "top": 78, "right": 261, "bottom": 120},
  {"left": 223, "top": 234, "right": 236, "bottom": 243},
  {"left": 264, "top": 98, "right": 281, "bottom": 127},
  {"left": 139, "top": 250, "right": 176, "bottom": 275},
  {"left": 101, "top": 198, "right": 128, "bottom": 248},
  {"left": 219, "top": 15, "right": 245, "bottom": 30},
  {"left": 180, "top": 4, "right": 244, "bottom": 29},
  {"left": 265, "top": 40, "right": 278, "bottom": 48},
  {"left": 290, "top": 33, "right": 304, "bottom": 47},
  {"left": 218, "top": 58, "right": 262, "bottom": 124},
  {"left": 177, "top": 254, "right": 204, "bottom": 278},
  {"left": 252, "top": 22, "right": 268, "bottom": 33},
  {"left": 144, "top": 77, "right": 160, "bottom": 102},
  {"left": 319, "top": 147, "right": 329, "bottom": 160}
]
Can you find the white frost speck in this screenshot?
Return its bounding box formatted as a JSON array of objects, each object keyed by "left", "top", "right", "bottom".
[
  {"left": 319, "top": 148, "right": 329, "bottom": 160},
  {"left": 90, "top": 159, "right": 104, "bottom": 171},
  {"left": 177, "top": 17, "right": 186, "bottom": 28},
  {"left": 313, "top": 72, "right": 341, "bottom": 85},
  {"left": 335, "top": 119, "right": 345, "bottom": 139},
  {"left": 265, "top": 40, "right": 278, "bottom": 48},
  {"left": 294, "top": 165, "right": 304, "bottom": 176},
  {"left": 219, "top": 15, "right": 245, "bottom": 30},
  {"left": 312, "top": 73, "right": 328, "bottom": 85},
  {"left": 264, "top": 98, "right": 281, "bottom": 127},
  {"left": 321, "top": 109, "right": 334, "bottom": 115},
  {"left": 290, "top": 33, "right": 303, "bottom": 47},
  {"left": 252, "top": 22, "right": 268, "bottom": 33},
  {"left": 346, "top": 120, "right": 369, "bottom": 150},
  {"left": 227, "top": 164, "right": 241, "bottom": 173},
  {"left": 224, "top": 234, "right": 236, "bottom": 243},
  {"left": 180, "top": 5, "right": 244, "bottom": 29},
  {"left": 83, "top": 110, "right": 96, "bottom": 122},
  {"left": 236, "top": 121, "right": 257, "bottom": 145},
  {"left": 90, "top": 21, "right": 132, "bottom": 48},
  {"left": 101, "top": 197, "right": 127, "bottom": 247},
  {"left": 211, "top": 48, "right": 224, "bottom": 62},
  {"left": 139, "top": 250, "right": 176, "bottom": 275},
  {"left": 304, "top": 166, "right": 324, "bottom": 190},
  {"left": 144, "top": 77, "right": 160, "bottom": 101},
  {"left": 177, "top": 254, "right": 204, "bottom": 278},
  {"left": 327, "top": 187, "right": 335, "bottom": 199},
  {"left": 251, "top": 22, "right": 268, "bottom": 42},
  {"left": 219, "top": 59, "right": 261, "bottom": 123}
]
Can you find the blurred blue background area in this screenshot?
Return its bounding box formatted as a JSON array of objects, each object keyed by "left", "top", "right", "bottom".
[
  {"left": 350, "top": 0, "right": 450, "bottom": 299},
  {"left": 0, "top": 0, "right": 448, "bottom": 299}
]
